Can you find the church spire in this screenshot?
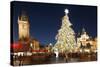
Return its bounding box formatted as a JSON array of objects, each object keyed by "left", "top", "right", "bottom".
[
  {"left": 82, "top": 27, "right": 86, "bottom": 34},
  {"left": 18, "top": 11, "right": 29, "bottom": 21}
]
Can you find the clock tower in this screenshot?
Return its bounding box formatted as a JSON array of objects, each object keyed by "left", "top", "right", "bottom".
[{"left": 18, "top": 12, "right": 30, "bottom": 41}]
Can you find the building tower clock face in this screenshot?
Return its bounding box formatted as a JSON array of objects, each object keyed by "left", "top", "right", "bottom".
[{"left": 22, "top": 16, "right": 28, "bottom": 21}]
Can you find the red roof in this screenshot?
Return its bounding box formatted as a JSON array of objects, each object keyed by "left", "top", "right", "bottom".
[
  {"left": 32, "top": 49, "right": 48, "bottom": 52},
  {"left": 11, "top": 42, "right": 22, "bottom": 49}
]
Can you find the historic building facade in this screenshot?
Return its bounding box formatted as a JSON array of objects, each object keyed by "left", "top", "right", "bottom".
[
  {"left": 77, "top": 28, "right": 97, "bottom": 52},
  {"left": 14, "top": 12, "right": 40, "bottom": 52},
  {"left": 18, "top": 13, "right": 30, "bottom": 40},
  {"left": 30, "top": 39, "right": 40, "bottom": 50}
]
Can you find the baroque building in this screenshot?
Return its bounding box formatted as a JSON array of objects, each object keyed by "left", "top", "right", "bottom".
[
  {"left": 30, "top": 39, "right": 40, "bottom": 50},
  {"left": 77, "top": 28, "right": 97, "bottom": 52},
  {"left": 77, "top": 28, "right": 89, "bottom": 48}
]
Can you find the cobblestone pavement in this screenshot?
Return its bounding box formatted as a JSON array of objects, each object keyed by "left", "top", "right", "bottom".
[{"left": 12, "top": 53, "right": 97, "bottom": 66}]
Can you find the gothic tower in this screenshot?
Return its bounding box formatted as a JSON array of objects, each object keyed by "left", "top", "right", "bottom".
[{"left": 18, "top": 12, "right": 30, "bottom": 41}]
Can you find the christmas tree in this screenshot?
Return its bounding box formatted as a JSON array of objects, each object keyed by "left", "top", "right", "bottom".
[{"left": 53, "top": 9, "right": 76, "bottom": 53}]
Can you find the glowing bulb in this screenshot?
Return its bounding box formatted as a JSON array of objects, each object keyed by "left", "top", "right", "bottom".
[{"left": 65, "top": 9, "right": 69, "bottom": 14}]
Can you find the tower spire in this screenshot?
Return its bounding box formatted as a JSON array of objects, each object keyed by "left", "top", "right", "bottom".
[
  {"left": 19, "top": 10, "right": 29, "bottom": 21},
  {"left": 82, "top": 27, "right": 86, "bottom": 34},
  {"left": 82, "top": 28, "right": 85, "bottom": 32}
]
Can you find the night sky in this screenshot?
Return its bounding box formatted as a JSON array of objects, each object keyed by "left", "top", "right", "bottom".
[{"left": 11, "top": 1, "right": 97, "bottom": 45}]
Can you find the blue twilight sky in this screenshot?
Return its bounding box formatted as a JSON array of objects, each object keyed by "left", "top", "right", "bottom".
[{"left": 11, "top": 1, "right": 97, "bottom": 45}]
